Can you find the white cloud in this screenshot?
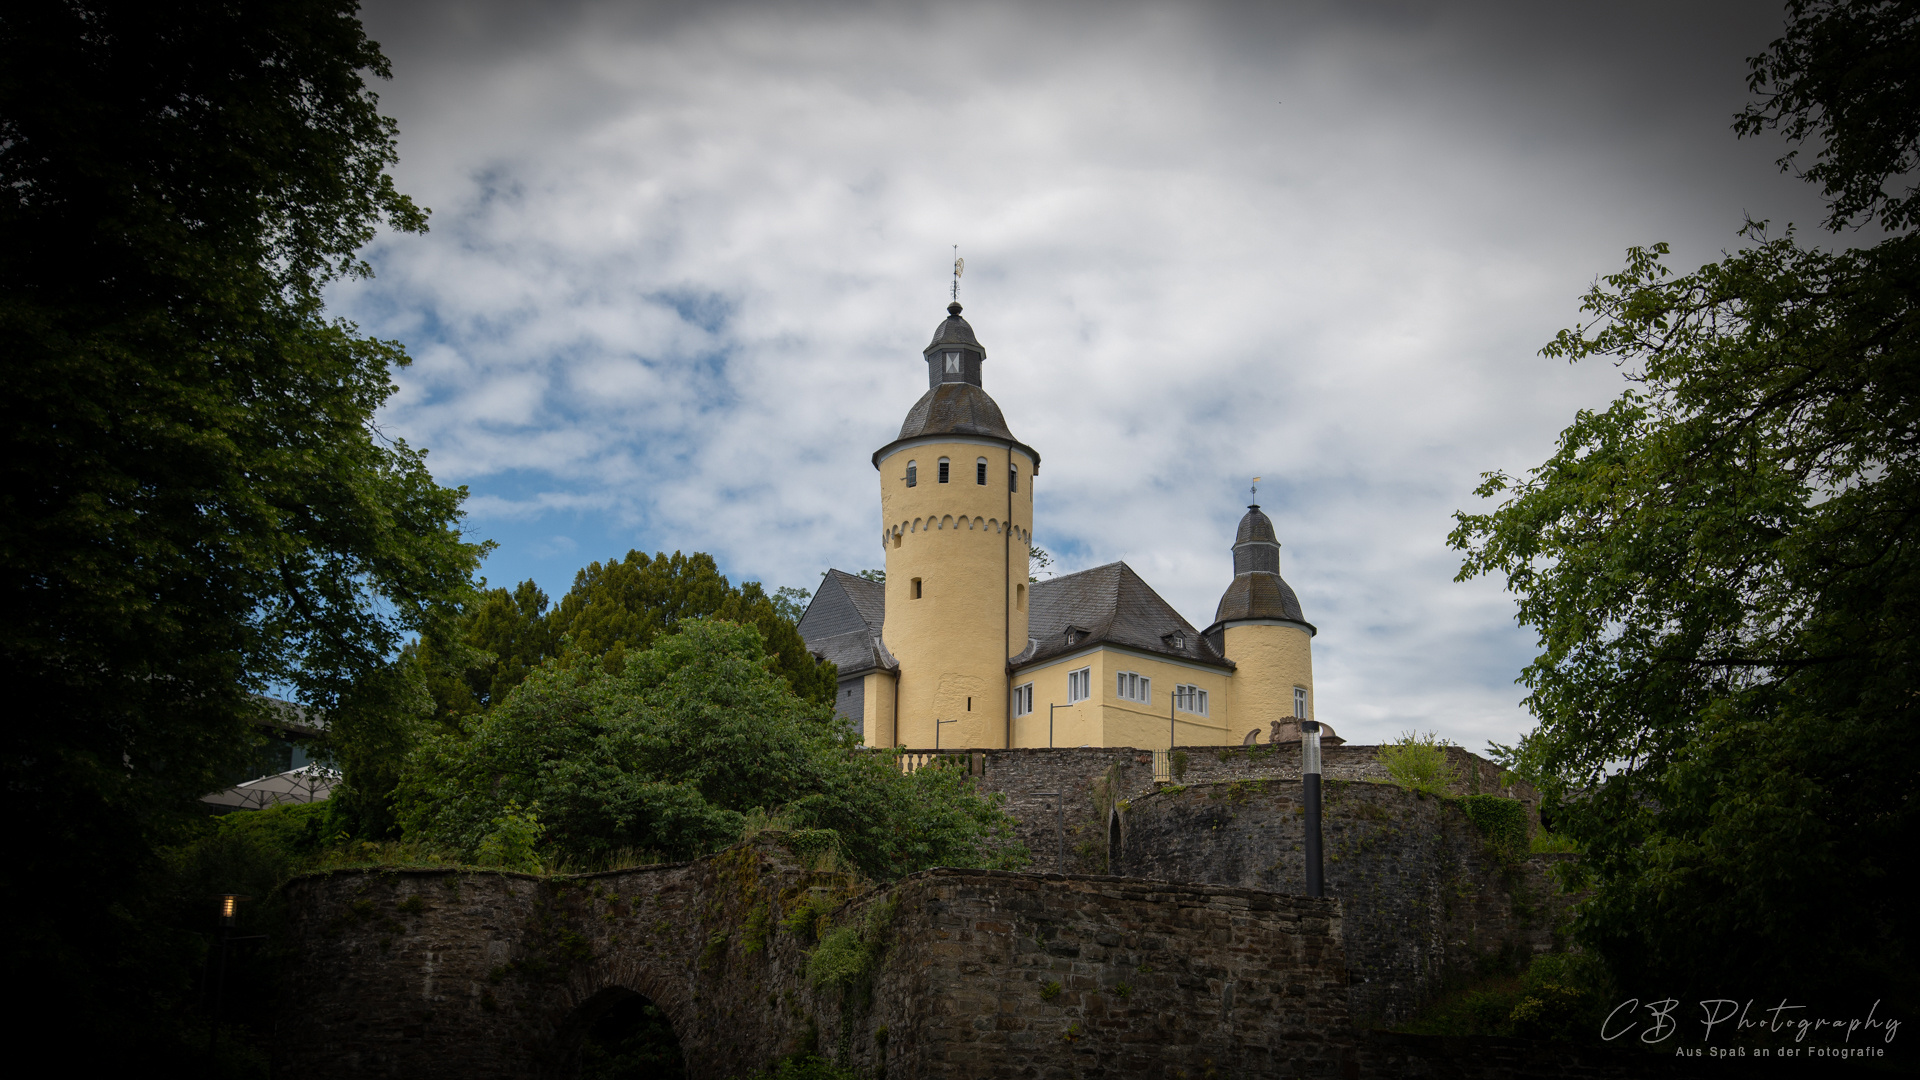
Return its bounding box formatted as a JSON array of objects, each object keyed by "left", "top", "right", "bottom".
[{"left": 335, "top": 0, "right": 1828, "bottom": 752}]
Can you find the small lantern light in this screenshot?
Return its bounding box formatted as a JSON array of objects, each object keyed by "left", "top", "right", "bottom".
[{"left": 216, "top": 893, "right": 250, "bottom": 923}]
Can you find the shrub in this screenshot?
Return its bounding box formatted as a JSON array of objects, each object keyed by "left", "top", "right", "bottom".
[
  {"left": 1376, "top": 731, "right": 1459, "bottom": 797},
  {"left": 473, "top": 801, "right": 545, "bottom": 872}
]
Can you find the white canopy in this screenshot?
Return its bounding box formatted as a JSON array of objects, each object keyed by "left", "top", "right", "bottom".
[{"left": 200, "top": 764, "right": 339, "bottom": 810}]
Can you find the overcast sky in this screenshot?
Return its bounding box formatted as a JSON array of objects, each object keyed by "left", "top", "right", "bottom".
[{"left": 333, "top": 0, "right": 1833, "bottom": 752}]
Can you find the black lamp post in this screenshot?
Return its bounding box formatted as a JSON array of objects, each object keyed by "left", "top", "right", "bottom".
[
  {"left": 1301, "top": 720, "right": 1324, "bottom": 898},
  {"left": 207, "top": 893, "right": 250, "bottom": 1055}
]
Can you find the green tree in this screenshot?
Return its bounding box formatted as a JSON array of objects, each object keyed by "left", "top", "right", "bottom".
[
  {"left": 398, "top": 620, "right": 1023, "bottom": 878},
  {"left": 1452, "top": 0, "right": 1918, "bottom": 1002},
  {"left": 0, "top": 0, "right": 480, "bottom": 1063},
  {"left": 413, "top": 551, "right": 837, "bottom": 723}
]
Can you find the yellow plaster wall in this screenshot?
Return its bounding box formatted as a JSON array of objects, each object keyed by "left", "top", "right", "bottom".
[
  {"left": 861, "top": 671, "right": 898, "bottom": 749},
  {"left": 1008, "top": 648, "right": 1236, "bottom": 749},
  {"left": 1221, "top": 622, "right": 1315, "bottom": 729},
  {"left": 877, "top": 440, "right": 1034, "bottom": 748}
]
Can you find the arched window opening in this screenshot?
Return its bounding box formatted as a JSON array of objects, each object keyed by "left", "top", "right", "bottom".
[
  {"left": 1108, "top": 808, "right": 1123, "bottom": 875},
  {"left": 938, "top": 457, "right": 950, "bottom": 484},
  {"left": 571, "top": 988, "right": 684, "bottom": 1080},
  {"left": 1009, "top": 463, "right": 1018, "bottom": 492},
  {"left": 976, "top": 457, "right": 988, "bottom": 485},
  {"left": 905, "top": 460, "right": 917, "bottom": 487}
]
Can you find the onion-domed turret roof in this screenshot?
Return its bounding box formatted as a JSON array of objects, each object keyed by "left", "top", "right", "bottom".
[
  {"left": 873, "top": 303, "right": 1040, "bottom": 470},
  {"left": 1205, "top": 504, "right": 1315, "bottom": 634}
]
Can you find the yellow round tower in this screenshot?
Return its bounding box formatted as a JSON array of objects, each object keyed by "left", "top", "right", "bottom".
[
  {"left": 1203, "top": 505, "right": 1317, "bottom": 728},
  {"left": 872, "top": 303, "right": 1038, "bottom": 749}
]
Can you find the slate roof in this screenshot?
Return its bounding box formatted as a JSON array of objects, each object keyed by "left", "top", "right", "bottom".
[
  {"left": 1236, "top": 504, "right": 1279, "bottom": 546},
  {"left": 797, "top": 570, "right": 896, "bottom": 678},
  {"left": 872, "top": 306, "right": 1041, "bottom": 470},
  {"left": 926, "top": 302, "right": 981, "bottom": 349},
  {"left": 1011, "top": 562, "right": 1232, "bottom": 673},
  {"left": 1207, "top": 505, "right": 1315, "bottom": 634},
  {"left": 895, "top": 382, "right": 1019, "bottom": 443},
  {"left": 1209, "top": 572, "right": 1309, "bottom": 627}
]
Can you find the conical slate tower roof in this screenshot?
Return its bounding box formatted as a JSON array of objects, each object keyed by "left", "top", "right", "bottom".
[
  {"left": 1207, "top": 505, "right": 1313, "bottom": 632},
  {"left": 873, "top": 302, "right": 1040, "bottom": 469}
]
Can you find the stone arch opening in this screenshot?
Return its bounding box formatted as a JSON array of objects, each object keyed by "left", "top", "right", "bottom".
[
  {"left": 1108, "top": 806, "right": 1124, "bottom": 875},
  {"left": 565, "top": 985, "right": 687, "bottom": 1079}
]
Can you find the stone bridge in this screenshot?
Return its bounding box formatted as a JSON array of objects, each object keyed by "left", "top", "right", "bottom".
[
  {"left": 276, "top": 747, "right": 1708, "bottom": 1078},
  {"left": 276, "top": 836, "right": 1352, "bottom": 1078}
]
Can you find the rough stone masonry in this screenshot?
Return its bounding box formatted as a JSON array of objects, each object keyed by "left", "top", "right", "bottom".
[
  {"left": 275, "top": 745, "right": 1707, "bottom": 1078},
  {"left": 276, "top": 836, "right": 1351, "bottom": 1079}
]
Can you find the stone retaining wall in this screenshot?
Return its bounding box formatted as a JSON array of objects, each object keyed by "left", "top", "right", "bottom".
[
  {"left": 274, "top": 836, "right": 1352, "bottom": 1079},
  {"left": 1118, "top": 778, "right": 1573, "bottom": 1026},
  {"left": 965, "top": 743, "right": 1537, "bottom": 878}
]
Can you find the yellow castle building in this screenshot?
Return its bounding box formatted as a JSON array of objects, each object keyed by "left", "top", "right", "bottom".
[{"left": 799, "top": 302, "right": 1323, "bottom": 750}]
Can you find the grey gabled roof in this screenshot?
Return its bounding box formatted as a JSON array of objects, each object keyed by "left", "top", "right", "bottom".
[
  {"left": 1011, "top": 562, "right": 1232, "bottom": 673},
  {"left": 798, "top": 570, "right": 895, "bottom": 678}
]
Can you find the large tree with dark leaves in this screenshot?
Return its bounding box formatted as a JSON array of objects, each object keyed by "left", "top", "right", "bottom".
[
  {"left": 1453, "top": 0, "right": 1919, "bottom": 1005},
  {"left": 0, "top": 0, "right": 480, "bottom": 1062},
  {"left": 413, "top": 550, "right": 837, "bottom": 729}
]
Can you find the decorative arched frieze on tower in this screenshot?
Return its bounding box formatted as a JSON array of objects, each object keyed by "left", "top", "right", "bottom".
[
  {"left": 1203, "top": 505, "right": 1316, "bottom": 729},
  {"left": 871, "top": 303, "right": 1039, "bottom": 749}
]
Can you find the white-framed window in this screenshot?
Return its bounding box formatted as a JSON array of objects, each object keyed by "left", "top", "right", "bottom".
[
  {"left": 1294, "top": 686, "right": 1309, "bottom": 719},
  {"left": 1116, "top": 671, "right": 1150, "bottom": 704},
  {"left": 1174, "top": 684, "right": 1208, "bottom": 715},
  {"left": 1067, "top": 667, "right": 1091, "bottom": 704},
  {"left": 976, "top": 457, "right": 988, "bottom": 485},
  {"left": 1009, "top": 463, "right": 1018, "bottom": 492},
  {"left": 1013, "top": 682, "right": 1034, "bottom": 717},
  {"left": 938, "top": 457, "right": 950, "bottom": 483},
  {"left": 906, "top": 460, "right": 917, "bottom": 487}
]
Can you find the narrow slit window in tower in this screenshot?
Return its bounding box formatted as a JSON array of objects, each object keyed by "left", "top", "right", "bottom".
[
  {"left": 976, "top": 457, "right": 988, "bottom": 485},
  {"left": 1016, "top": 583, "right": 1026, "bottom": 610},
  {"left": 1294, "top": 687, "right": 1308, "bottom": 718},
  {"left": 1009, "top": 464, "right": 1018, "bottom": 492},
  {"left": 906, "top": 461, "right": 917, "bottom": 487},
  {"left": 938, "top": 458, "right": 950, "bottom": 483},
  {"left": 912, "top": 578, "right": 923, "bottom": 599}
]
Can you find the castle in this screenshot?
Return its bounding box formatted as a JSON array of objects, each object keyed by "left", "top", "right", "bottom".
[{"left": 799, "top": 301, "right": 1326, "bottom": 749}]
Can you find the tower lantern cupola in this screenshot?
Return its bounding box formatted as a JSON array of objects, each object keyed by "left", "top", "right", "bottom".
[{"left": 925, "top": 301, "right": 985, "bottom": 388}]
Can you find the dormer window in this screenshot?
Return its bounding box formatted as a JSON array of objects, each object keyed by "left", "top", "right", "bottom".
[
  {"left": 1166, "top": 631, "right": 1186, "bottom": 651},
  {"left": 906, "top": 460, "right": 917, "bottom": 487},
  {"left": 945, "top": 351, "right": 962, "bottom": 373}
]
